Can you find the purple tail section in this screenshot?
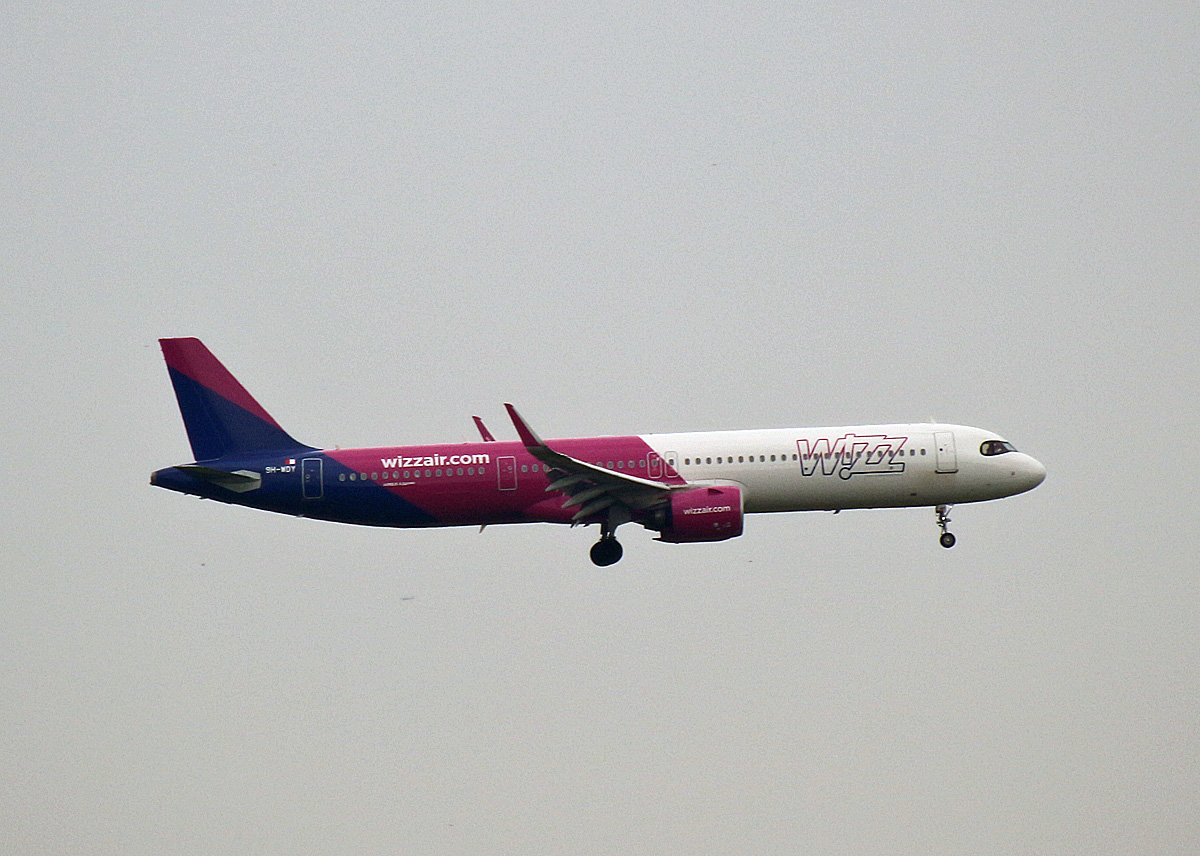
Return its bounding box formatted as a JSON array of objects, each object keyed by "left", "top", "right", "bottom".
[{"left": 160, "top": 338, "right": 314, "bottom": 461}]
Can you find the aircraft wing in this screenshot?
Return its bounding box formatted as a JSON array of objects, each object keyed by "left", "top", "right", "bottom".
[{"left": 504, "top": 404, "right": 674, "bottom": 522}]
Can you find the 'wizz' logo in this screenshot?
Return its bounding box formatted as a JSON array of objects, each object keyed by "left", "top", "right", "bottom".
[{"left": 797, "top": 434, "right": 908, "bottom": 480}]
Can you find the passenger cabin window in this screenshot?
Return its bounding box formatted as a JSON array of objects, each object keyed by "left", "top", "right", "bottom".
[{"left": 981, "top": 440, "right": 1017, "bottom": 456}]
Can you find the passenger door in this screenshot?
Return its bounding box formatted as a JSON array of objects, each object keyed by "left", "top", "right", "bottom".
[
  {"left": 934, "top": 432, "right": 958, "bottom": 474},
  {"left": 302, "top": 458, "right": 323, "bottom": 499}
]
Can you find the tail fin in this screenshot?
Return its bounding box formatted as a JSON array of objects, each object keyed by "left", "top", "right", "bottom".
[{"left": 159, "top": 338, "right": 314, "bottom": 461}]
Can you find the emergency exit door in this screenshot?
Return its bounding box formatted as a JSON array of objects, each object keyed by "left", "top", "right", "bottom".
[{"left": 498, "top": 456, "right": 517, "bottom": 491}]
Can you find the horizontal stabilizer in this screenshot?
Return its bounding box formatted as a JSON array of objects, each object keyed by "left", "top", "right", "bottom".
[{"left": 175, "top": 465, "right": 263, "bottom": 493}]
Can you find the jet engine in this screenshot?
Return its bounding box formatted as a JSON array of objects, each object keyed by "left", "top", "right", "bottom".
[{"left": 655, "top": 485, "right": 744, "bottom": 543}]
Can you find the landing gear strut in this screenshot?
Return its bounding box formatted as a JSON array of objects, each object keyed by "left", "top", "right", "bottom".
[
  {"left": 590, "top": 536, "right": 623, "bottom": 566},
  {"left": 936, "top": 504, "right": 956, "bottom": 548}
]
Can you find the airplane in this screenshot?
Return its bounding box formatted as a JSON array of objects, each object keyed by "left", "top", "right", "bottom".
[{"left": 150, "top": 338, "right": 1046, "bottom": 565}]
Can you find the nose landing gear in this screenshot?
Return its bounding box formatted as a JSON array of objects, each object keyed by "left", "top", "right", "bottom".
[{"left": 935, "top": 504, "right": 956, "bottom": 548}]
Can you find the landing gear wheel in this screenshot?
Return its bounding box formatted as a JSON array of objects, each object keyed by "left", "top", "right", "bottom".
[
  {"left": 935, "top": 504, "right": 955, "bottom": 549},
  {"left": 590, "top": 538, "right": 623, "bottom": 567}
]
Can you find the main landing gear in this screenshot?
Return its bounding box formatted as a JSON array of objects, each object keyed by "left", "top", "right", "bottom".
[
  {"left": 590, "top": 536, "right": 623, "bottom": 567},
  {"left": 935, "top": 504, "right": 956, "bottom": 548},
  {"left": 588, "top": 504, "right": 628, "bottom": 564},
  {"left": 589, "top": 512, "right": 626, "bottom": 566}
]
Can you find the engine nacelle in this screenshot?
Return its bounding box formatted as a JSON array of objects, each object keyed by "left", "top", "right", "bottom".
[{"left": 656, "top": 485, "right": 744, "bottom": 543}]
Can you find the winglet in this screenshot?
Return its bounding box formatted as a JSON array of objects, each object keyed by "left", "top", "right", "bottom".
[
  {"left": 472, "top": 416, "right": 496, "bottom": 442},
  {"left": 504, "top": 403, "right": 546, "bottom": 450}
]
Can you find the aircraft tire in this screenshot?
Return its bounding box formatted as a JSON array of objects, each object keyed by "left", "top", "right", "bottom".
[
  {"left": 939, "top": 532, "right": 956, "bottom": 549},
  {"left": 590, "top": 538, "right": 623, "bottom": 566}
]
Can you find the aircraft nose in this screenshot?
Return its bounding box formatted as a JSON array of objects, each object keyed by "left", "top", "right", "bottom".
[{"left": 1017, "top": 455, "right": 1046, "bottom": 491}]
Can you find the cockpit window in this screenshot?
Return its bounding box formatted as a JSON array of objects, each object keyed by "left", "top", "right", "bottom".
[{"left": 980, "top": 440, "right": 1017, "bottom": 456}]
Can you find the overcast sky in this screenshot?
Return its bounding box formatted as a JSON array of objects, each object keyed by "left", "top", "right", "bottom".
[{"left": 2, "top": 3, "right": 1197, "bottom": 854}]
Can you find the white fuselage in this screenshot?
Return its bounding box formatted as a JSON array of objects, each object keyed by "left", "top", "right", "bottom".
[{"left": 641, "top": 423, "right": 1046, "bottom": 513}]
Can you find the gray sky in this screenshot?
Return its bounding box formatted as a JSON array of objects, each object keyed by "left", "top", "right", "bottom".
[{"left": 3, "top": 3, "right": 1197, "bottom": 853}]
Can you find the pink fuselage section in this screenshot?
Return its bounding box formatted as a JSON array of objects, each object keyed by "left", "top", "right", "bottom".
[{"left": 323, "top": 436, "right": 682, "bottom": 527}]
